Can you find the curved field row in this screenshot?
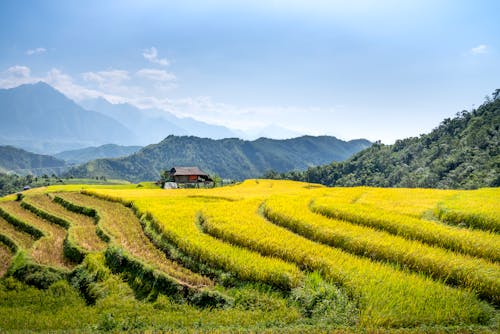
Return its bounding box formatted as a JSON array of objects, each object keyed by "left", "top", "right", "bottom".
[
  {"left": 0, "top": 202, "right": 73, "bottom": 270},
  {"left": 312, "top": 197, "right": 500, "bottom": 262},
  {"left": 435, "top": 188, "right": 500, "bottom": 232},
  {"left": 55, "top": 192, "right": 212, "bottom": 288},
  {"left": 0, "top": 217, "right": 36, "bottom": 251},
  {"left": 199, "top": 199, "right": 492, "bottom": 327},
  {"left": 23, "top": 194, "right": 106, "bottom": 253},
  {"left": 84, "top": 189, "right": 304, "bottom": 290},
  {"left": 0, "top": 243, "right": 12, "bottom": 276},
  {"left": 335, "top": 187, "right": 456, "bottom": 218},
  {"left": 263, "top": 195, "right": 500, "bottom": 304}
]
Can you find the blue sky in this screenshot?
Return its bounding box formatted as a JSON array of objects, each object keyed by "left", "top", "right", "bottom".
[{"left": 0, "top": 0, "right": 499, "bottom": 142}]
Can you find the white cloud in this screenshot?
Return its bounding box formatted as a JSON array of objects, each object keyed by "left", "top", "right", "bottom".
[
  {"left": 82, "top": 70, "right": 130, "bottom": 85},
  {"left": 26, "top": 47, "right": 47, "bottom": 55},
  {"left": 470, "top": 44, "right": 488, "bottom": 55},
  {"left": 6, "top": 65, "right": 31, "bottom": 77},
  {"left": 142, "top": 47, "right": 169, "bottom": 66},
  {"left": 136, "top": 68, "right": 176, "bottom": 81},
  {"left": 81, "top": 69, "right": 143, "bottom": 97}
]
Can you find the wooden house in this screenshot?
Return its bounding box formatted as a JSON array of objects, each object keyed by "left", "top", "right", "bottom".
[{"left": 169, "top": 166, "right": 213, "bottom": 184}]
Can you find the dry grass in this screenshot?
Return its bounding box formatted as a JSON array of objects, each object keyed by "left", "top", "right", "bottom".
[
  {"left": 0, "top": 201, "right": 73, "bottom": 270},
  {"left": 0, "top": 217, "right": 36, "bottom": 250},
  {"left": 25, "top": 194, "right": 106, "bottom": 252},
  {"left": 0, "top": 243, "right": 12, "bottom": 277},
  {"left": 55, "top": 192, "right": 212, "bottom": 287}
]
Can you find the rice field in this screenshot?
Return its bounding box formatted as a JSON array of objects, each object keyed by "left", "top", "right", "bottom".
[
  {"left": 0, "top": 201, "right": 73, "bottom": 270},
  {"left": 54, "top": 192, "right": 212, "bottom": 288},
  {"left": 23, "top": 194, "right": 106, "bottom": 253},
  {"left": 0, "top": 179, "right": 498, "bottom": 332}
]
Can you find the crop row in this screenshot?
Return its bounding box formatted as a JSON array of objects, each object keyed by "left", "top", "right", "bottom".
[
  {"left": 312, "top": 196, "right": 500, "bottom": 262},
  {"left": 435, "top": 189, "right": 500, "bottom": 232},
  {"left": 84, "top": 188, "right": 304, "bottom": 290},
  {"left": 0, "top": 201, "right": 73, "bottom": 270},
  {"left": 23, "top": 195, "right": 106, "bottom": 255},
  {"left": 199, "top": 198, "right": 492, "bottom": 327},
  {"left": 54, "top": 192, "right": 212, "bottom": 288},
  {"left": 263, "top": 195, "right": 500, "bottom": 304}
]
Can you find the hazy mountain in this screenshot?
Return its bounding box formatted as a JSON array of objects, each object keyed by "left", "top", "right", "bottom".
[
  {"left": 65, "top": 135, "right": 371, "bottom": 182},
  {"left": 275, "top": 93, "right": 500, "bottom": 189},
  {"left": 255, "top": 124, "right": 302, "bottom": 139},
  {"left": 80, "top": 97, "right": 238, "bottom": 144},
  {"left": 0, "top": 82, "right": 136, "bottom": 153},
  {"left": 0, "top": 145, "right": 66, "bottom": 176},
  {"left": 54, "top": 144, "right": 143, "bottom": 164}
]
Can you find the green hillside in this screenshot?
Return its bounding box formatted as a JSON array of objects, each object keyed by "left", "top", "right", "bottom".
[
  {"left": 0, "top": 146, "right": 66, "bottom": 176},
  {"left": 65, "top": 135, "right": 371, "bottom": 181},
  {"left": 274, "top": 92, "right": 500, "bottom": 189}
]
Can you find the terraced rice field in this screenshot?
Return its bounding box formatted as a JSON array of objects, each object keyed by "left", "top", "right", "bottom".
[
  {"left": 0, "top": 201, "right": 73, "bottom": 270},
  {"left": 54, "top": 192, "right": 212, "bottom": 288},
  {"left": 24, "top": 194, "right": 106, "bottom": 253},
  {"left": 0, "top": 180, "right": 498, "bottom": 332}
]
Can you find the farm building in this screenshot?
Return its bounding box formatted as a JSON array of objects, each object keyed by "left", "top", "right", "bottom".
[{"left": 168, "top": 166, "right": 213, "bottom": 185}]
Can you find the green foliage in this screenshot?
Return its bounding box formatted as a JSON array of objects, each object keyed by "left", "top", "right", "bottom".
[
  {"left": 291, "top": 273, "right": 358, "bottom": 326},
  {"left": 0, "top": 206, "right": 44, "bottom": 239},
  {"left": 53, "top": 195, "right": 98, "bottom": 219},
  {"left": 65, "top": 135, "right": 371, "bottom": 181},
  {"left": 276, "top": 94, "right": 500, "bottom": 189},
  {"left": 0, "top": 145, "right": 65, "bottom": 175}
]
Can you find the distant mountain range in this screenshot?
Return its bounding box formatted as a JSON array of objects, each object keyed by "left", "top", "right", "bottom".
[
  {"left": 79, "top": 97, "right": 239, "bottom": 145},
  {"left": 0, "top": 82, "right": 304, "bottom": 154},
  {"left": 54, "top": 144, "right": 143, "bottom": 164},
  {"left": 0, "top": 145, "right": 66, "bottom": 176},
  {"left": 274, "top": 92, "right": 500, "bottom": 189},
  {"left": 66, "top": 135, "right": 372, "bottom": 181},
  {"left": 0, "top": 82, "right": 135, "bottom": 154}
]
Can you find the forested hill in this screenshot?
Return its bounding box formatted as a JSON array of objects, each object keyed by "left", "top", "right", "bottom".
[
  {"left": 273, "top": 92, "right": 500, "bottom": 189},
  {"left": 65, "top": 135, "right": 371, "bottom": 181},
  {"left": 0, "top": 145, "right": 66, "bottom": 175}
]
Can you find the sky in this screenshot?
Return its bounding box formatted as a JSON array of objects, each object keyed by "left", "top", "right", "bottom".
[{"left": 0, "top": 0, "right": 499, "bottom": 143}]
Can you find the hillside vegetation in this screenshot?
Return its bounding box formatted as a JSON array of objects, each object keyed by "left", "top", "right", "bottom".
[
  {"left": 0, "top": 145, "right": 66, "bottom": 175},
  {"left": 66, "top": 135, "right": 371, "bottom": 181},
  {"left": 273, "top": 93, "right": 499, "bottom": 189},
  {"left": 0, "top": 181, "right": 498, "bottom": 332}
]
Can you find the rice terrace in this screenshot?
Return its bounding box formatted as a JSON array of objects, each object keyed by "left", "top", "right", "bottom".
[{"left": 0, "top": 180, "right": 498, "bottom": 332}]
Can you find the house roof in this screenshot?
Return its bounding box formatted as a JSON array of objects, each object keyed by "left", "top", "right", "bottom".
[{"left": 170, "top": 166, "right": 209, "bottom": 176}]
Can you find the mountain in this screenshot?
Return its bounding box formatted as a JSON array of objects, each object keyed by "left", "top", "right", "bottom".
[
  {"left": 0, "top": 145, "right": 66, "bottom": 176},
  {"left": 79, "top": 97, "right": 238, "bottom": 144},
  {"left": 275, "top": 93, "right": 500, "bottom": 189},
  {"left": 54, "top": 144, "right": 143, "bottom": 164},
  {"left": 65, "top": 135, "right": 371, "bottom": 182},
  {"left": 0, "top": 82, "right": 136, "bottom": 153},
  {"left": 255, "top": 124, "right": 302, "bottom": 139}
]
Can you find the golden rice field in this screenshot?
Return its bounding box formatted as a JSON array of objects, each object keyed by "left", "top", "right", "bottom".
[{"left": 0, "top": 180, "right": 498, "bottom": 333}]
